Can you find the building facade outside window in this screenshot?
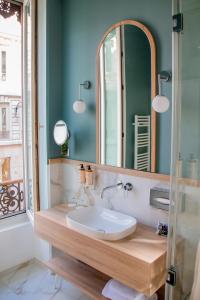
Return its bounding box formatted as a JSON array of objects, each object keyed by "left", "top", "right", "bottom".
[
  {"left": 0, "top": 3, "right": 24, "bottom": 218},
  {"left": 0, "top": 13, "right": 22, "bottom": 180}
]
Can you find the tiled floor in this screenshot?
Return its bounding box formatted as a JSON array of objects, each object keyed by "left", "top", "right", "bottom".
[{"left": 0, "top": 260, "right": 92, "bottom": 300}]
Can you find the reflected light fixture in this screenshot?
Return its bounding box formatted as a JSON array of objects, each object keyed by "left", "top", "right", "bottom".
[
  {"left": 73, "top": 81, "right": 91, "bottom": 114},
  {"left": 152, "top": 71, "right": 171, "bottom": 113}
]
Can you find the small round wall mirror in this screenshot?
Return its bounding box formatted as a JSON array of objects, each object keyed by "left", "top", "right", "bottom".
[{"left": 53, "top": 120, "right": 69, "bottom": 146}]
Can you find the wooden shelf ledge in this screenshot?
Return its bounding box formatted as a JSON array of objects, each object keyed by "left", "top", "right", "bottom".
[{"left": 44, "top": 255, "right": 110, "bottom": 300}]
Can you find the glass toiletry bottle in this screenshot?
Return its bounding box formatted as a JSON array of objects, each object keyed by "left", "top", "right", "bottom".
[
  {"left": 79, "top": 164, "right": 86, "bottom": 184},
  {"left": 85, "top": 165, "right": 93, "bottom": 186},
  {"left": 176, "top": 153, "right": 183, "bottom": 178},
  {"left": 188, "top": 153, "right": 198, "bottom": 180}
]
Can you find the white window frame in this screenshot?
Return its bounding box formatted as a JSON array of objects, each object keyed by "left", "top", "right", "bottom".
[{"left": 23, "top": 0, "right": 39, "bottom": 219}]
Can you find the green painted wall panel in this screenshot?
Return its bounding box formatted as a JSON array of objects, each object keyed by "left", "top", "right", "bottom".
[
  {"left": 46, "top": 0, "right": 64, "bottom": 158},
  {"left": 47, "top": 0, "right": 172, "bottom": 174}
]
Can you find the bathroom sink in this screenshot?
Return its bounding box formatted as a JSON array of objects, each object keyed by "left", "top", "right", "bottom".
[{"left": 66, "top": 207, "right": 137, "bottom": 241}]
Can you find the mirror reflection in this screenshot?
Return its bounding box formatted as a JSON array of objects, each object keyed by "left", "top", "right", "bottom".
[{"left": 97, "top": 22, "right": 156, "bottom": 172}]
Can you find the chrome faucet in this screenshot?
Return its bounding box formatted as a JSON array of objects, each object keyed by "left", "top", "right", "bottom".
[
  {"left": 101, "top": 181, "right": 134, "bottom": 200},
  {"left": 100, "top": 181, "right": 123, "bottom": 200}
]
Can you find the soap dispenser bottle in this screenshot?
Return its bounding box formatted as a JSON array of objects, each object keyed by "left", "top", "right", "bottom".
[
  {"left": 176, "top": 153, "right": 183, "bottom": 178},
  {"left": 79, "top": 164, "right": 86, "bottom": 184},
  {"left": 85, "top": 165, "right": 93, "bottom": 186},
  {"left": 188, "top": 153, "right": 198, "bottom": 180}
]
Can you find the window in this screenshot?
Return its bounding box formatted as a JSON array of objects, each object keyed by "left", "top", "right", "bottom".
[
  {"left": 0, "top": 2, "right": 25, "bottom": 219},
  {"left": 0, "top": 104, "right": 10, "bottom": 139},
  {"left": 1, "top": 50, "right": 6, "bottom": 81},
  {"left": 0, "top": 0, "right": 39, "bottom": 219},
  {"left": 2, "top": 108, "right": 6, "bottom": 129}
]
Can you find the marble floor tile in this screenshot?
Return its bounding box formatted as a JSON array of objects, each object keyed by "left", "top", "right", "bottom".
[
  {"left": 61, "top": 279, "right": 83, "bottom": 298},
  {"left": 77, "top": 295, "right": 92, "bottom": 300},
  {"left": 0, "top": 260, "right": 94, "bottom": 300}
]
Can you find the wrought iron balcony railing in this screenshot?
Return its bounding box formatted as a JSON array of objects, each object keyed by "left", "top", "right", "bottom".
[{"left": 0, "top": 179, "right": 25, "bottom": 219}]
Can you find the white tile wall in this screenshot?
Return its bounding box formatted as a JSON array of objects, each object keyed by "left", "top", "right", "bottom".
[{"left": 49, "top": 163, "right": 169, "bottom": 228}]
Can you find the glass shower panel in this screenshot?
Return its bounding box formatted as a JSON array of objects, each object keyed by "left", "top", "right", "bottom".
[{"left": 167, "top": 0, "right": 200, "bottom": 299}]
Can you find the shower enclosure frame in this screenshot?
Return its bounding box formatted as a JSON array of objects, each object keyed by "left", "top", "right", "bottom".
[{"left": 166, "top": 0, "right": 200, "bottom": 299}]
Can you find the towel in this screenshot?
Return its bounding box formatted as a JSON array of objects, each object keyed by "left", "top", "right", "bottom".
[
  {"left": 190, "top": 242, "right": 200, "bottom": 300},
  {"left": 102, "top": 279, "right": 158, "bottom": 300}
]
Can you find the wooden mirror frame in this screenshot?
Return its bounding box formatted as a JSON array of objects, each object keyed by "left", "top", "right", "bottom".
[{"left": 96, "top": 20, "right": 157, "bottom": 173}]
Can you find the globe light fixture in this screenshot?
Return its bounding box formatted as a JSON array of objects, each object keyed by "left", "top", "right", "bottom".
[
  {"left": 152, "top": 71, "right": 171, "bottom": 113},
  {"left": 73, "top": 81, "right": 91, "bottom": 114}
]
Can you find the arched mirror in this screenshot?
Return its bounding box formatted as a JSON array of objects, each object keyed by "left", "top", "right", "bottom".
[{"left": 96, "top": 20, "right": 156, "bottom": 173}]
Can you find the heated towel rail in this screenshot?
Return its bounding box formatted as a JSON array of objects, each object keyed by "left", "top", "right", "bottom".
[{"left": 133, "top": 115, "right": 151, "bottom": 171}]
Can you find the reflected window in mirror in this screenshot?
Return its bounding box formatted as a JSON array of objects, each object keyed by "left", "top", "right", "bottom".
[{"left": 100, "top": 27, "right": 122, "bottom": 167}]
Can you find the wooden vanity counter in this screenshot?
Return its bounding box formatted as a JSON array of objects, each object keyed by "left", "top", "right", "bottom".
[{"left": 35, "top": 204, "right": 167, "bottom": 297}]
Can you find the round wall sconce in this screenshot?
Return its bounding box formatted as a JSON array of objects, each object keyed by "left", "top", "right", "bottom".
[
  {"left": 73, "top": 100, "right": 86, "bottom": 114},
  {"left": 152, "top": 95, "right": 170, "bottom": 113},
  {"left": 73, "top": 81, "right": 91, "bottom": 114},
  {"left": 152, "top": 71, "right": 171, "bottom": 113}
]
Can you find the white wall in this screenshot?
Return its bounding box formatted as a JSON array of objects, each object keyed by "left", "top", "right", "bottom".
[
  {"left": 0, "top": 213, "right": 52, "bottom": 273},
  {"left": 0, "top": 214, "right": 34, "bottom": 273}
]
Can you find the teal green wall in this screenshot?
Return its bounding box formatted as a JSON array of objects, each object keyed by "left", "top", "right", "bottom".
[
  {"left": 124, "top": 25, "right": 151, "bottom": 169},
  {"left": 46, "top": 0, "right": 64, "bottom": 158},
  {"left": 47, "top": 0, "right": 172, "bottom": 174}
]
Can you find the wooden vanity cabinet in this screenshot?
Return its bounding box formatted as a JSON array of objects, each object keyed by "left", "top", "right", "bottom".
[{"left": 35, "top": 204, "right": 167, "bottom": 299}]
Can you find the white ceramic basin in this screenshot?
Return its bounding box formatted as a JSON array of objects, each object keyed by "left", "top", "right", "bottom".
[{"left": 66, "top": 206, "right": 137, "bottom": 241}]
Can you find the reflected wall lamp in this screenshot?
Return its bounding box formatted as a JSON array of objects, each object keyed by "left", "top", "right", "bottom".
[
  {"left": 152, "top": 71, "right": 171, "bottom": 113},
  {"left": 73, "top": 80, "right": 91, "bottom": 114}
]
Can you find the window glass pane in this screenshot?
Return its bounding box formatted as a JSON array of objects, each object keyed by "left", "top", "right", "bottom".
[
  {"left": 168, "top": 1, "right": 200, "bottom": 299},
  {"left": 24, "top": 0, "right": 34, "bottom": 213},
  {"left": 2, "top": 51, "right": 6, "bottom": 74},
  {"left": 0, "top": 8, "right": 25, "bottom": 219}
]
